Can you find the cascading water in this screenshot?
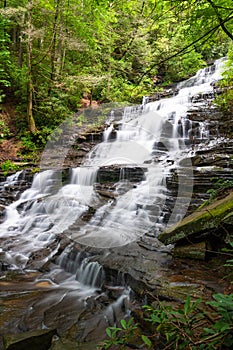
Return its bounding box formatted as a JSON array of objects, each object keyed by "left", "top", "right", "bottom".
[
  {"left": 66, "top": 58, "right": 225, "bottom": 248},
  {"left": 57, "top": 248, "right": 105, "bottom": 288},
  {"left": 0, "top": 58, "right": 227, "bottom": 346},
  {"left": 0, "top": 58, "right": 226, "bottom": 263}
]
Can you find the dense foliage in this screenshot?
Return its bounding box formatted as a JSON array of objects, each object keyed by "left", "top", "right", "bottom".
[{"left": 0, "top": 0, "right": 232, "bottom": 135}]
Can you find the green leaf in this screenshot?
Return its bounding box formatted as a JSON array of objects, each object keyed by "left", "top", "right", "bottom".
[
  {"left": 141, "top": 334, "right": 152, "bottom": 347},
  {"left": 120, "top": 319, "right": 127, "bottom": 329},
  {"left": 106, "top": 328, "right": 112, "bottom": 338}
]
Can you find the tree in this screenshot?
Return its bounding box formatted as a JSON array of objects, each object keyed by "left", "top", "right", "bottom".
[
  {"left": 0, "top": 14, "right": 11, "bottom": 104},
  {"left": 26, "top": 0, "right": 36, "bottom": 132}
]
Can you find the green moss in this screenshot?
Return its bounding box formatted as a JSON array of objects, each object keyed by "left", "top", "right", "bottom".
[{"left": 159, "top": 192, "right": 233, "bottom": 245}]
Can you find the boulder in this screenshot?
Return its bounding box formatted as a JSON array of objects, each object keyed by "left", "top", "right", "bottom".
[
  {"left": 158, "top": 191, "right": 233, "bottom": 245},
  {"left": 3, "top": 329, "right": 56, "bottom": 350}
]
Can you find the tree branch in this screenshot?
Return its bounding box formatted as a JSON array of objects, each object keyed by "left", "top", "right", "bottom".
[
  {"left": 137, "top": 24, "right": 220, "bottom": 83},
  {"left": 137, "top": 13, "right": 233, "bottom": 84},
  {"left": 206, "top": 0, "right": 233, "bottom": 40}
]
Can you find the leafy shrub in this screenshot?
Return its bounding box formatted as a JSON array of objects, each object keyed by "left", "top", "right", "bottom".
[
  {"left": 100, "top": 318, "right": 139, "bottom": 349},
  {"left": 214, "top": 46, "right": 233, "bottom": 115},
  {"left": 100, "top": 293, "right": 233, "bottom": 349},
  {"left": 204, "top": 294, "right": 233, "bottom": 349},
  {"left": 1, "top": 160, "right": 19, "bottom": 176},
  {"left": 200, "top": 178, "right": 233, "bottom": 208},
  {"left": 0, "top": 120, "right": 12, "bottom": 141}
]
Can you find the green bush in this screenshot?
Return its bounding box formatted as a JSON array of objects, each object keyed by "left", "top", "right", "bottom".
[
  {"left": 214, "top": 47, "right": 233, "bottom": 114},
  {"left": 1, "top": 160, "right": 19, "bottom": 176},
  {"left": 100, "top": 293, "right": 233, "bottom": 349},
  {"left": 0, "top": 120, "right": 12, "bottom": 142}
]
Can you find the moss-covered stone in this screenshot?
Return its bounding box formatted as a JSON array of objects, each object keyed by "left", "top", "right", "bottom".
[
  {"left": 3, "top": 329, "right": 56, "bottom": 350},
  {"left": 158, "top": 191, "right": 233, "bottom": 245}
]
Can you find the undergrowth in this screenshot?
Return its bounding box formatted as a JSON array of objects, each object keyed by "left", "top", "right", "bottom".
[{"left": 99, "top": 293, "right": 233, "bottom": 349}]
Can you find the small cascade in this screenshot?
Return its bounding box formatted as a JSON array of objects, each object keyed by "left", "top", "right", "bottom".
[
  {"left": 199, "top": 121, "right": 210, "bottom": 139},
  {"left": 142, "top": 96, "right": 150, "bottom": 110},
  {"left": 103, "top": 123, "right": 114, "bottom": 142},
  {"left": 5, "top": 170, "right": 24, "bottom": 183},
  {"left": 104, "top": 287, "right": 130, "bottom": 326},
  {"left": 71, "top": 166, "right": 98, "bottom": 186},
  {"left": 0, "top": 170, "right": 29, "bottom": 208},
  {"left": 57, "top": 249, "right": 105, "bottom": 288},
  {"left": 123, "top": 104, "right": 143, "bottom": 122},
  {"left": 176, "top": 58, "right": 224, "bottom": 89},
  {"left": 145, "top": 58, "right": 225, "bottom": 144},
  {"left": 119, "top": 167, "right": 125, "bottom": 181}
]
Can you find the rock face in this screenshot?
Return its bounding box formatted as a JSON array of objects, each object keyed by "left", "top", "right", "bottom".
[
  {"left": 158, "top": 191, "right": 233, "bottom": 247},
  {"left": 165, "top": 139, "right": 233, "bottom": 218},
  {"left": 0, "top": 170, "right": 33, "bottom": 208},
  {"left": 97, "top": 165, "right": 147, "bottom": 183}
]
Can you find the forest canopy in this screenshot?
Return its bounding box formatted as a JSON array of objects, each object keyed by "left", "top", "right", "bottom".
[{"left": 0, "top": 0, "right": 232, "bottom": 134}]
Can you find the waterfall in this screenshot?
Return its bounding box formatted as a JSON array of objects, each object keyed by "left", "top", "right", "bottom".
[
  {"left": 0, "top": 58, "right": 225, "bottom": 265},
  {"left": 57, "top": 249, "right": 105, "bottom": 288},
  {"left": 103, "top": 123, "right": 114, "bottom": 142}
]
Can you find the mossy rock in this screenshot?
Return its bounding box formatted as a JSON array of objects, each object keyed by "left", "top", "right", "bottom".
[
  {"left": 173, "top": 241, "right": 207, "bottom": 260},
  {"left": 158, "top": 191, "right": 233, "bottom": 245},
  {"left": 3, "top": 329, "right": 56, "bottom": 350}
]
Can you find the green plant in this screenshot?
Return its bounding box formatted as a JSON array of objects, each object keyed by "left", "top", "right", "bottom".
[
  {"left": 101, "top": 293, "right": 233, "bottom": 350},
  {"left": 144, "top": 295, "right": 203, "bottom": 349},
  {"left": 0, "top": 120, "right": 12, "bottom": 142},
  {"left": 200, "top": 178, "right": 233, "bottom": 208},
  {"left": 100, "top": 318, "right": 140, "bottom": 349},
  {"left": 214, "top": 47, "right": 233, "bottom": 114},
  {"left": 204, "top": 293, "right": 233, "bottom": 348},
  {"left": 1, "top": 160, "right": 20, "bottom": 176}
]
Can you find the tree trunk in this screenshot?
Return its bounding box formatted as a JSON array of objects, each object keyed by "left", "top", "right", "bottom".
[
  {"left": 28, "top": 74, "right": 36, "bottom": 133},
  {"left": 49, "top": 0, "right": 60, "bottom": 95},
  {"left": 27, "top": 0, "right": 36, "bottom": 133},
  {"left": 56, "top": 0, "right": 65, "bottom": 77}
]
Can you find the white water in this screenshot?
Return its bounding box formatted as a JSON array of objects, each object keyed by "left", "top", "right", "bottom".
[{"left": 0, "top": 58, "right": 226, "bottom": 264}]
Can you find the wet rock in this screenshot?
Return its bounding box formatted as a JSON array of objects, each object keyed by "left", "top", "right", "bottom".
[
  {"left": 183, "top": 153, "right": 233, "bottom": 168},
  {"left": 160, "top": 120, "right": 173, "bottom": 138},
  {"left": 80, "top": 206, "right": 97, "bottom": 221},
  {"left": 158, "top": 191, "right": 233, "bottom": 246},
  {"left": 3, "top": 329, "right": 56, "bottom": 350},
  {"left": 75, "top": 126, "right": 105, "bottom": 143},
  {"left": 94, "top": 184, "right": 117, "bottom": 199},
  {"left": 0, "top": 204, "right": 6, "bottom": 223},
  {"left": 0, "top": 260, "right": 9, "bottom": 271},
  {"left": 97, "top": 165, "right": 147, "bottom": 184},
  {"left": 149, "top": 89, "right": 177, "bottom": 101},
  {"left": 153, "top": 141, "right": 168, "bottom": 152},
  {"left": 26, "top": 238, "right": 60, "bottom": 270}
]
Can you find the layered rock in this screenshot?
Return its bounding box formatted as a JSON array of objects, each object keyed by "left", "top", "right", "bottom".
[{"left": 158, "top": 191, "right": 233, "bottom": 260}]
